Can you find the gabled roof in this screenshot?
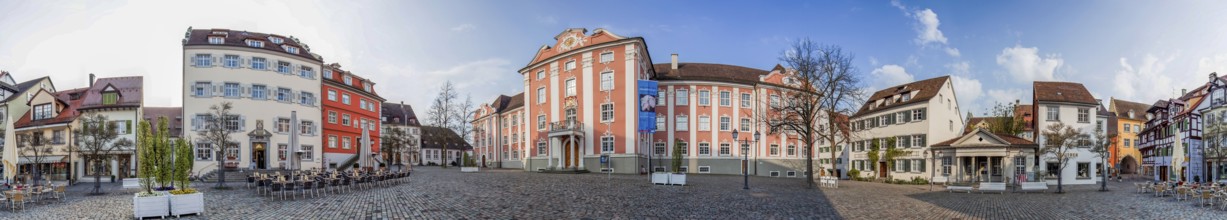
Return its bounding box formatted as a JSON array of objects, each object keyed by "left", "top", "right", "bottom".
[
  {"left": 1033, "top": 81, "right": 1097, "bottom": 105},
  {"left": 381, "top": 102, "right": 419, "bottom": 126},
  {"left": 14, "top": 87, "right": 85, "bottom": 129},
  {"left": 931, "top": 128, "right": 1038, "bottom": 148},
  {"left": 651, "top": 63, "right": 770, "bottom": 85},
  {"left": 183, "top": 28, "right": 322, "bottom": 62},
  {"left": 0, "top": 76, "right": 49, "bottom": 103},
  {"left": 79, "top": 76, "right": 142, "bottom": 110},
  {"left": 504, "top": 93, "right": 525, "bottom": 111},
  {"left": 419, "top": 126, "right": 472, "bottom": 150},
  {"left": 853, "top": 76, "right": 950, "bottom": 118},
  {"left": 1110, "top": 98, "right": 1150, "bottom": 121}
]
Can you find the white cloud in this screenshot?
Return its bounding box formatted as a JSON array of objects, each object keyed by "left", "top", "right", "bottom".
[
  {"left": 870, "top": 64, "right": 915, "bottom": 87},
  {"left": 986, "top": 89, "right": 1027, "bottom": 108},
  {"left": 913, "top": 9, "right": 948, "bottom": 46},
  {"left": 947, "top": 61, "right": 970, "bottom": 75},
  {"left": 1197, "top": 54, "right": 1227, "bottom": 77},
  {"left": 450, "top": 24, "right": 475, "bottom": 32},
  {"left": 1113, "top": 54, "right": 1185, "bottom": 102},
  {"left": 951, "top": 75, "right": 983, "bottom": 106},
  {"left": 996, "top": 45, "right": 1063, "bottom": 82},
  {"left": 868, "top": 56, "right": 879, "bottom": 66},
  {"left": 944, "top": 47, "right": 961, "bottom": 57}
]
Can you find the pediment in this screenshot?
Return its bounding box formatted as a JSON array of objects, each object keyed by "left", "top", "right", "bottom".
[{"left": 949, "top": 128, "right": 1010, "bottom": 147}]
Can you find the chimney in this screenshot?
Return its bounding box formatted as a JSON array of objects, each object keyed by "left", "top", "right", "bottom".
[
  {"left": 671, "top": 54, "right": 678, "bottom": 70},
  {"left": 1182, "top": 89, "right": 1188, "bottom": 96},
  {"left": 89, "top": 73, "right": 95, "bottom": 87}
]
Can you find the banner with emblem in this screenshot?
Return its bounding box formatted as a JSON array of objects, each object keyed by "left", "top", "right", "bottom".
[{"left": 637, "top": 80, "right": 658, "bottom": 132}]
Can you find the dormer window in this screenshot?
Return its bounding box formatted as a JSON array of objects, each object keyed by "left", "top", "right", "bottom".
[
  {"left": 282, "top": 45, "right": 300, "bottom": 54},
  {"left": 211, "top": 31, "right": 228, "bottom": 35},
  {"left": 364, "top": 83, "right": 372, "bottom": 92},
  {"left": 245, "top": 40, "right": 264, "bottom": 48},
  {"left": 324, "top": 69, "right": 333, "bottom": 79},
  {"left": 269, "top": 36, "right": 284, "bottom": 44},
  {"left": 344, "top": 76, "right": 352, "bottom": 85},
  {"left": 102, "top": 92, "right": 119, "bottom": 105},
  {"left": 208, "top": 36, "right": 224, "bottom": 44},
  {"left": 902, "top": 93, "right": 912, "bottom": 102},
  {"left": 33, "top": 103, "right": 52, "bottom": 120}
]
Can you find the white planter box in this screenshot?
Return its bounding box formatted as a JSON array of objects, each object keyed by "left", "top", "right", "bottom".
[
  {"left": 461, "top": 167, "right": 480, "bottom": 172},
  {"left": 668, "top": 173, "right": 687, "bottom": 186},
  {"left": 133, "top": 192, "right": 169, "bottom": 219},
  {"left": 651, "top": 173, "right": 670, "bottom": 185},
  {"left": 170, "top": 192, "right": 205, "bottom": 217}
]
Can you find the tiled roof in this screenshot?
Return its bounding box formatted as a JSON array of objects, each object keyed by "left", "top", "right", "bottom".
[
  {"left": 142, "top": 107, "right": 183, "bottom": 138},
  {"left": 183, "top": 28, "right": 322, "bottom": 62},
  {"left": 853, "top": 76, "right": 950, "bottom": 118},
  {"left": 652, "top": 63, "right": 770, "bottom": 85},
  {"left": 323, "top": 63, "right": 382, "bottom": 99},
  {"left": 79, "top": 76, "right": 142, "bottom": 110},
  {"left": 1033, "top": 81, "right": 1097, "bottom": 105},
  {"left": 1110, "top": 98, "right": 1150, "bottom": 121},
  {"left": 0, "top": 76, "right": 48, "bottom": 103},
  {"left": 419, "top": 126, "right": 472, "bottom": 150},
  {"left": 14, "top": 88, "right": 84, "bottom": 129},
  {"left": 381, "top": 102, "right": 419, "bottom": 126},
  {"left": 504, "top": 93, "right": 525, "bottom": 111},
  {"left": 931, "top": 129, "right": 1038, "bottom": 147}
]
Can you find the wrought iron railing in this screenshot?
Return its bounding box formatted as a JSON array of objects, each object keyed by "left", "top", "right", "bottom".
[{"left": 549, "top": 120, "right": 584, "bottom": 133}]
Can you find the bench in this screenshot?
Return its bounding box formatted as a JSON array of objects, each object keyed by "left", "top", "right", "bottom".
[
  {"left": 978, "top": 182, "right": 1006, "bottom": 194},
  {"left": 947, "top": 185, "right": 973, "bottom": 193},
  {"left": 1017, "top": 182, "right": 1048, "bottom": 193},
  {"left": 818, "top": 176, "right": 839, "bottom": 188}
]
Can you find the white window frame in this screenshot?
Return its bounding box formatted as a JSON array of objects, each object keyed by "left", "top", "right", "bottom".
[
  {"left": 565, "top": 79, "right": 576, "bottom": 97},
  {"left": 676, "top": 89, "right": 689, "bottom": 105},
  {"left": 698, "top": 142, "right": 711, "bottom": 156},
  {"left": 565, "top": 60, "right": 576, "bottom": 70},
  {"left": 740, "top": 118, "right": 751, "bottom": 131},
  {"left": 740, "top": 93, "right": 751, "bottom": 108},
  {"left": 536, "top": 87, "right": 546, "bottom": 104},
  {"left": 676, "top": 115, "right": 688, "bottom": 131},
  {"left": 537, "top": 114, "right": 546, "bottom": 131},
  {"left": 600, "top": 71, "right": 614, "bottom": 91},
  {"left": 600, "top": 52, "right": 614, "bottom": 63},
  {"left": 719, "top": 91, "right": 731, "bottom": 106},
  {"left": 1047, "top": 106, "right": 1059, "bottom": 121},
  {"left": 600, "top": 103, "right": 614, "bottom": 122},
  {"left": 698, "top": 90, "right": 711, "bottom": 106},
  {"left": 719, "top": 116, "right": 730, "bottom": 131},
  {"left": 601, "top": 136, "right": 615, "bottom": 153},
  {"left": 698, "top": 116, "right": 710, "bottom": 131}
]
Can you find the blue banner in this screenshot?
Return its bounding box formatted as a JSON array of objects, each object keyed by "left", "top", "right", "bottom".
[{"left": 637, "top": 80, "right": 658, "bottom": 132}]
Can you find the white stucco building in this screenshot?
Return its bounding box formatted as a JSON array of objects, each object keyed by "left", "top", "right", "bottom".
[
  {"left": 182, "top": 28, "right": 323, "bottom": 174},
  {"left": 848, "top": 76, "right": 964, "bottom": 182},
  {"left": 1032, "top": 81, "right": 1102, "bottom": 185}
]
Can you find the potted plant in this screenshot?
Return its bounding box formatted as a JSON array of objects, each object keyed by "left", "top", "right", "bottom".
[
  {"left": 134, "top": 120, "right": 168, "bottom": 218},
  {"left": 667, "top": 139, "right": 686, "bottom": 186},
  {"left": 169, "top": 137, "right": 204, "bottom": 217},
  {"left": 461, "top": 152, "right": 480, "bottom": 172}
]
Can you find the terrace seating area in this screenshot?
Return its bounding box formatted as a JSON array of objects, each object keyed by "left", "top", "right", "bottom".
[
  {"left": 247, "top": 168, "right": 411, "bottom": 200},
  {"left": 1136, "top": 181, "right": 1227, "bottom": 209},
  {"left": 0, "top": 177, "right": 67, "bottom": 212}
]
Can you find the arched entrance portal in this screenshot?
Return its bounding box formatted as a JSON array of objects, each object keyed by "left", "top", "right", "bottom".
[{"left": 1120, "top": 155, "right": 1138, "bottom": 174}]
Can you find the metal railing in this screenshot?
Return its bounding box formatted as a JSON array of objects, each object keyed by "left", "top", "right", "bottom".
[{"left": 549, "top": 120, "right": 584, "bottom": 133}]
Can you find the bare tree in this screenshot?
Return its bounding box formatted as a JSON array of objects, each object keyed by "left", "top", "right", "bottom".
[
  {"left": 72, "top": 113, "right": 134, "bottom": 194},
  {"left": 1039, "top": 122, "right": 1090, "bottom": 193},
  {"left": 16, "top": 132, "right": 55, "bottom": 186},
  {"left": 1089, "top": 126, "right": 1116, "bottom": 191},
  {"left": 427, "top": 81, "right": 460, "bottom": 168},
  {"left": 764, "top": 39, "right": 863, "bottom": 188},
  {"left": 380, "top": 126, "right": 414, "bottom": 171},
  {"left": 196, "top": 102, "right": 238, "bottom": 188},
  {"left": 454, "top": 94, "right": 475, "bottom": 143}
]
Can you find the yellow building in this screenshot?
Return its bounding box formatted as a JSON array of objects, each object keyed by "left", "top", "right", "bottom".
[{"left": 1109, "top": 98, "right": 1148, "bottom": 175}]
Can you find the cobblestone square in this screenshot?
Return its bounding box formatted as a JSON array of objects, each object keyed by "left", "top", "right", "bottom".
[{"left": 1, "top": 168, "right": 1217, "bottom": 219}]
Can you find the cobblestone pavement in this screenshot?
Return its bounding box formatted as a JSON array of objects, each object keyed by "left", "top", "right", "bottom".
[{"left": 0, "top": 167, "right": 1218, "bottom": 219}]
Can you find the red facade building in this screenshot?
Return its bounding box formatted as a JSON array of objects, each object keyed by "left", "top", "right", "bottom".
[{"left": 321, "top": 63, "right": 385, "bottom": 170}]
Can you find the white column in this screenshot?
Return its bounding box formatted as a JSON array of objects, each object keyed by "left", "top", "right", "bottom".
[
  {"left": 624, "top": 44, "right": 637, "bottom": 155},
  {"left": 579, "top": 138, "right": 586, "bottom": 169},
  {"left": 548, "top": 137, "right": 556, "bottom": 169},
  {"left": 581, "top": 52, "right": 595, "bottom": 159}
]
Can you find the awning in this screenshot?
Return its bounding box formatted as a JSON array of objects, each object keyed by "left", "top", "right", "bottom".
[{"left": 18, "top": 155, "right": 66, "bottom": 164}]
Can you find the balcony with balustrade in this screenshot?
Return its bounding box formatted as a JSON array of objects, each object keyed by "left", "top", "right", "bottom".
[{"left": 549, "top": 120, "right": 584, "bottom": 137}]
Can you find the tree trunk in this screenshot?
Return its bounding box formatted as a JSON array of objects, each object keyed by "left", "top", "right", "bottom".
[
  {"left": 94, "top": 160, "right": 103, "bottom": 194},
  {"left": 1100, "top": 158, "right": 1108, "bottom": 191},
  {"left": 806, "top": 144, "right": 813, "bottom": 189},
  {"left": 216, "top": 157, "right": 226, "bottom": 188},
  {"left": 1056, "top": 169, "right": 1064, "bottom": 193}
]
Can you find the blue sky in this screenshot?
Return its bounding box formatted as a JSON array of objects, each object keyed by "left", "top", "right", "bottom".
[{"left": 3, "top": 0, "right": 1227, "bottom": 116}]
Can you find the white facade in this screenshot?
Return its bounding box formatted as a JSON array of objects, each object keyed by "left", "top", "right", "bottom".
[
  {"left": 182, "top": 44, "right": 322, "bottom": 173},
  {"left": 849, "top": 76, "right": 964, "bottom": 182},
  {"left": 1034, "top": 101, "right": 1102, "bottom": 185}
]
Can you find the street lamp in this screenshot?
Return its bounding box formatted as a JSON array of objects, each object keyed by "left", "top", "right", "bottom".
[{"left": 734, "top": 129, "right": 744, "bottom": 189}]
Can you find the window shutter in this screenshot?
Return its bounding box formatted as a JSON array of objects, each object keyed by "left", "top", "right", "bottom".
[
  {"left": 191, "top": 117, "right": 199, "bottom": 131},
  {"left": 213, "top": 84, "right": 221, "bottom": 96},
  {"left": 240, "top": 116, "right": 246, "bottom": 131}
]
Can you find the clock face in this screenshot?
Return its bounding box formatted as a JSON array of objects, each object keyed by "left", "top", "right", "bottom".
[{"left": 560, "top": 35, "right": 581, "bottom": 50}]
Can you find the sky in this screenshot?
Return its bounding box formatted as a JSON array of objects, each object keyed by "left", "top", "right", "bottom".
[{"left": 3, "top": 0, "right": 1227, "bottom": 117}]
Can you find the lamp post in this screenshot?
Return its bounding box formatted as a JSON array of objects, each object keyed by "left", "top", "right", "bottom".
[
  {"left": 734, "top": 130, "right": 744, "bottom": 189},
  {"left": 928, "top": 150, "right": 934, "bottom": 191}
]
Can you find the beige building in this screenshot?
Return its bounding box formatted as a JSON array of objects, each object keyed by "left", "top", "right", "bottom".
[{"left": 848, "top": 76, "right": 965, "bottom": 182}]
